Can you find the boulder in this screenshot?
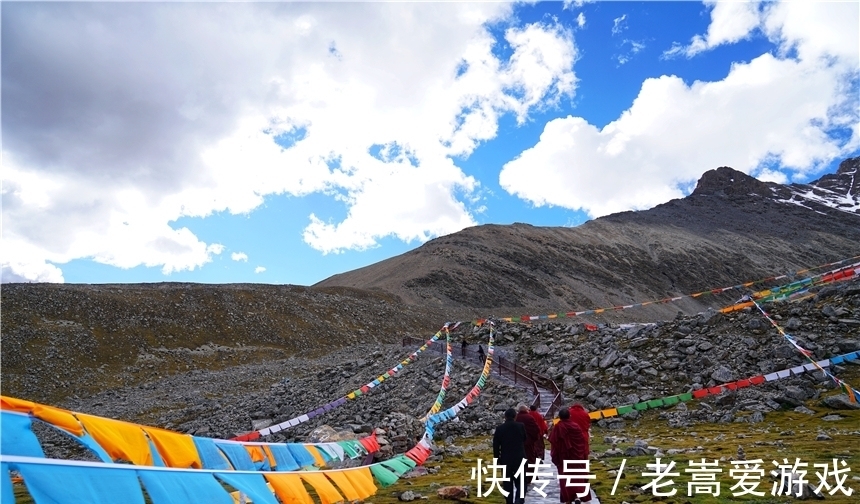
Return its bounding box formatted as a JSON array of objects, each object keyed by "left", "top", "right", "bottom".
[
  {"left": 399, "top": 491, "right": 418, "bottom": 501},
  {"left": 437, "top": 486, "right": 470, "bottom": 500},
  {"left": 820, "top": 394, "right": 860, "bottom": 410}
]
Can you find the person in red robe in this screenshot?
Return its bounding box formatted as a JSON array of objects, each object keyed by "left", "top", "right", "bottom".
[
  {"left": 568, "top": 403, "right": 591, "bottom": 456},
  {"left": 515, "top": 404, "right": 541, "bottom": 484},
  {"left": 528, "top": 404, "right": 548, "bottom": 459},
  {"left": 549, "top": 408, "right": 591, "bottom": 504}
]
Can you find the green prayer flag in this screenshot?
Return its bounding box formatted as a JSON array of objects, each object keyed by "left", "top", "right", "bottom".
[
  {"left": 381, "top": 457, "right": 413, "bottom": 476},
  {"left": 370, "top": 464, "right": 399, "bottom": 487},
  {"left": 647, "top": 399, "right": 664, "bottom": 408},
  {"left": 662, "top": 395, "right": 680, "bottom": 405}
]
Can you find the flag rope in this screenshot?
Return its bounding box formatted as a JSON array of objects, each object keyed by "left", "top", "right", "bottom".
[
  {"left": 464, "top": 254, "right": 860, "bottom": 325},
  {"left": 235, "top": 323, "right": 456, "bottom": 441},
  {"left": 750, "top": 297, "right": 859, "bottom": 403},
  {"left": 421, "top": 327, "right": 454, "bottom": 421},
  {"left": 421, "top": 323, "right": 496, "bottom": 444},
  {"left": 579, "top": 349, "right": 860, "bottom": 421}
]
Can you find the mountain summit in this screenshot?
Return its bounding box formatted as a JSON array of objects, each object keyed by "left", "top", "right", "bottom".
[{"left": 316, "top": 158, "right": 860, "bottom": 318}]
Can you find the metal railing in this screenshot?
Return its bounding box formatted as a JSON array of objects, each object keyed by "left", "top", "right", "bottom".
[{"left": 401, "top": 336, "right": 564, "bottom": 419}]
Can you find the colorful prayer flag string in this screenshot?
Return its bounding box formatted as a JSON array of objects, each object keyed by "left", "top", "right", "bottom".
[
  {"left": 236, "top": 323, "right": 457, "bottom": 440},
  {"left": 579, "top": 349, "right": 860, "bottom": 420},
  {"left": 421, "top": 323, "right": 497, "bottom": 444},
  {"left": 421, "top": 327, "right": 454, "bottom": 421},
  {"left": 750, "top": 297, "right": 860, "bottom": 403},
  {"left": 467, "top": 255, "right": 860, "bottom": 326}
]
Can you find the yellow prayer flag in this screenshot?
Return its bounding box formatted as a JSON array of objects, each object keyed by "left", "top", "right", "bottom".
[
  {"left": 142, "top": 426, "right": 202, "bottom": 468},
  {"left": 76, "top": 413, "right": 153, "bottom": 465},
  {"left": 33, "top": 404, "right": 84, "bottom": 437},
  {"left": 326, "top": 470, "right": 361, "bottom": 501},
  {"left": 266, "top": 473, "right": 314, "bottom": 504},
  {"left": 301, "top": 472, "right": 345, "bottom": 504}
]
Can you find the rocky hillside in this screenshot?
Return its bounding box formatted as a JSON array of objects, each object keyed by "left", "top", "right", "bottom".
[
  {"left": 510, "top": 281, "right": 860, "bottom": 425},
  {"left": 1, "top": 283, "right": 444, "bottom": 404},
  {"left": 25, "top": 278, "right": 860, "bottom": 465},
  {"left": 316, "top": 158, "right": 860, "bottom": 319}
]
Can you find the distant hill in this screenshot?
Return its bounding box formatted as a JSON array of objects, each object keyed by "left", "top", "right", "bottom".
[
  {"left": 0, "top": 283, "right": 444, "bottom": 403},
  {"left": 315, "top": 157, "right": 860, "bottom": 320}
]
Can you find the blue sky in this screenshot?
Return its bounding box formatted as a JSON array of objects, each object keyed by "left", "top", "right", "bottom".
[{"left": 2, "top": 1, "right": 858, "bottom": 285}]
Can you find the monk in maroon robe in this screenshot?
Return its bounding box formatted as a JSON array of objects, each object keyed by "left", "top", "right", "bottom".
[
  {"left": 549, "top": 408, "right": 591, "bottom": 503},
  {"left": 568, "top": 404, "right": 591, "bottom": 456},
  {"left": 528, "top": 404, "right": 548, "bottom": 459},
  {"left": 515, "top": 404, "right": 542, "bottom": 483}
]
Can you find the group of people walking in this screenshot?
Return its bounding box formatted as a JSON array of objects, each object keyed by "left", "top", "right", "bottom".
[{"left": 493, "top": 403, "right": 593, "bottom": 504}]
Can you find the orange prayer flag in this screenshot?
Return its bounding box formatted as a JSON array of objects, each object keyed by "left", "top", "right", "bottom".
[
  {"left": 326, "top": 470, "right": 361, "bottom": 501},
  {"left": 32, "top": 404, "right": 84, "bottom": 437},
  {"left": 304, "top": 445, "right": 327, "bottom": 467},
  {"left": 344, "top": 467, "right": 377, "bottom": 500},
  {"left": 142, "top": 426, "right": 202, "bottom": 468},
  {"left": 300, "top": 472, "right": 344, "bottom": 504},
  {"left": 262, "top": 445, "right": 277, "bottom": 469},
  {"left": 266, "top": 473, "right": 314, "bottom": 504},
  {"left": 76, "top": 412, "right": 153, "bottom": 465},
  {"left": 245, "top": 445, "right": 267, "bottom": 463},
  {"left": 1, "top": 396, "right": 35, "bottom": 413}
]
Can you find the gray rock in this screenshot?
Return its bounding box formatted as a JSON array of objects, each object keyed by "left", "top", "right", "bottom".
[
  {"left": 816, "top": 433, "right": 832, "bottom": 441},
  {"left": 711, "top": 366, "right": 734, "bottom": 383},
  {"left": 624, "top": 446, "right": 648, "bottom": 457},
  {"left": 785, "top": 317, "right": 802, "bottom": 330},
  {"left": 403, "top": 467, "right": 429, "bottom": 479},
  {"left": 821, "top": 394, "right": 860, "bottom": 410},
  {"left": 784, "top": 386, "right": 811, "bottom": 402},
  {"left": 837, "top": 340, "right": 860, "bottom": 352},
  {"left": 629, "top": 337, "right": 649, "bottom": 349},
  {"left": 599, "top": 350, "right": 619, "bottom": 369},
  {"left": 578, "top": 371, "right": 598, "bottom": 383},
  {"left": 793, "top": 406, "right": 815, "bottom": 415},
  {"left": 533, "top": 343, "right": 551, "bottom": 356}
]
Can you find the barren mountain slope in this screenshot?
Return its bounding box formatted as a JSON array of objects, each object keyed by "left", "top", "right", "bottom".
[
  {"left": 316, "top": 159, "right": 860, "bottom": 320},
  {"left": 1, "top": 283, "right": 444, "bottom": 404}
]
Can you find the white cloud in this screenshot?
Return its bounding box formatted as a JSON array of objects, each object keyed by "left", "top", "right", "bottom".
[
  {"left": 254, "top": 266, "right": 266, "bottom": 274},
  {"left": 671, "top": 0, "right": 763, "bottom": 57},
  {"left": 2, "top": 3, "right": 577, "bottom": 280},
  {"left": 231, "top": 252, "right": 248, "bottom": 262},
  {"left": 501, "top": 2, "right": 858, "bottom": 218},
  {"left": 563, "top": 0, "right": 593, "bottom": 10},
  {"left": 611, "top": 14, "right": 627, "bottom": 36},
  {"left": 576, "top": 12, "right": 586, "bottom": 29},
  {"left": 616, "top": 39, "right": 646, "bottom": 66}
]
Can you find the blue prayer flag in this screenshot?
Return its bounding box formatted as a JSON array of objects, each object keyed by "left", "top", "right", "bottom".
[{"left": 139, "top": 468, "right": 232, "bottom": 504}]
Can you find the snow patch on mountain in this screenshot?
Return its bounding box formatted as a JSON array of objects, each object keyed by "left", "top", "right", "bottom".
[{"left": 774, "top": 157, "right": 860, "bottom": 215}]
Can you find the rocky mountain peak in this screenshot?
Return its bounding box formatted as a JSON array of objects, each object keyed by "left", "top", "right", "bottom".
[
  {"left": 837, "top": 156, "right": 859, "bottom": 175},
  {"left": 690, "top": 166, "right": 774, "bottom": 198},
  {"left": 316, "top": 156, "right": 860, "bottom": 312},
  {"left": 779, "top": 156, "right": 860, "bottom": 215}
]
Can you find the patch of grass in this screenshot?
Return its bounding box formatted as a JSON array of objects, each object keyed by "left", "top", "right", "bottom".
[
  {"left": 8, "top": 404, "right": 859, "bottom": 504},
  {"left": 373, "top": 403, "right": 860, "bottom": 504}
]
